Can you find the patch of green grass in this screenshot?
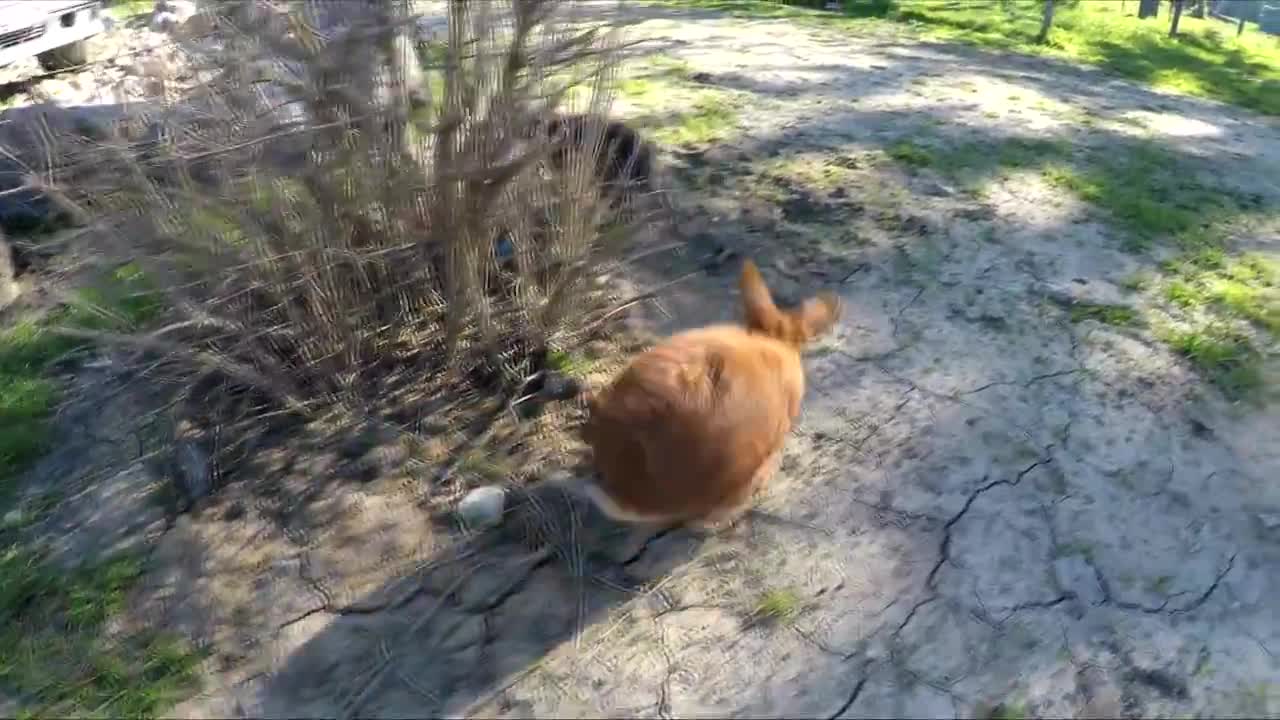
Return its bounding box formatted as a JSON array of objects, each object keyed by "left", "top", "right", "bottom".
[
  {"left": 1142, "top": 250, "right": 1279, "bottom": 400},
  {"left": 661, "top": 0, "right": 1280, "bottom": 115},
  {"left": 1, "top": 263, "right": 160, "bottom": 489},
  {"left": 105, "top": 0, "right": 153, "bottom": 20},
  {"left": 0, "top": 544, "right": 203, "bottom": 718},
  {"left": 1164, "top": 279, "right": 1204, "bottom": 308},
  {"left": 1, "top": 489, "right": 66, "bottom": 532},
  {"left": 1161, "top": 324, "right": 1263, "bottom": 401},
  {"left": 757, "top": 151, "right": 863, "bottom": 193},
  {"left": 750, "top": 587, "right": 803, "bottom": 624},
  {"left": 545, "top": 348, "right": 591, "bottom": 378},
  {"left": 1160, "top": 251, "right": 1280, "bottom": 334},
  {"left": 1038, "top": 141, "right": 1247, "bottom": 250},
  {"left": 888, "top": 136, "right": 1071, "bottom": 191},
  {"left": 616, "top": 56, "right": 740, "bottom": 147},
  {"left": 618, "top": 57, "right": 696, "bottom": 104},
  {"left": 650, "top": 94, "right": 739, "bottom": 147},
  {"left": 1121, "top": 271, "right": 1153, "bottom": 292},
  {"left": 1067, "top": 302, "right": 1138, "bottom": 327},
  {"left": 886, "top": 140, "right": 933, "bottom": 168},
  {"left": 931, "top": 138, "right": 1276, "bottom": 402},
  {"left": 68, "top": 263, "right": 164, "bottom": 333},
  {"left": 984, "top": 700, "right": 1029, "bottom": 720},
  {"left": 783, "top": 124, "right": 1270, "bottom": 405},
  {"left": 1, "top": 322, "right": 78, "bottom": 489}
]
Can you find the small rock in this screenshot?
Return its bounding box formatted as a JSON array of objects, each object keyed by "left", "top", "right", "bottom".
[
  {"left": 150, "top": 11, "right": 181, "bottom": 33},
  {"left": 458, "top": 485, "right": 506, "bottom": 530}
]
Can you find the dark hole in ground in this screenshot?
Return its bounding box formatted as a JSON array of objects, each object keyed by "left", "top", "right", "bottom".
[{"left": 778, "top": 190, "right": 835, "bottom": 223}]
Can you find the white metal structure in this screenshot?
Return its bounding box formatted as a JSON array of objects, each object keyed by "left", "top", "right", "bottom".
[{"left": 0, "top": 1, "right": 106, "bottom": 70}]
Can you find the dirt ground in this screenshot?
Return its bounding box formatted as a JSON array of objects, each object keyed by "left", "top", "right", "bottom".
[{"left": 8, "top": 2, "right": 1280, "bottom": 718}]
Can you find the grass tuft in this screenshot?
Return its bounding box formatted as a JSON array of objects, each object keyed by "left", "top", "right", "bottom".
[
  {"left": 0, "top": 543, "right": 203, "bottom": 718},
  {"left": 619, "top": 57, "right": 742, "bottom": 147},
  {"left": 1, "top": 264, "right": 159, "bottom": 489},
  {"left": 1067, "top": 302, "right": 1139, "bottom": 327},
  {"left": 750, "top": 587, "right": 803, "bottom": 625},
  {"left": 1161, "top": 324, "right": 1264, "bottom": 400}
]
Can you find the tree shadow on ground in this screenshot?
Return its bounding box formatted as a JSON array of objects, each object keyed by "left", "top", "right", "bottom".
[{"left": 235, "top": 483, "right": 715, "bottom": 717}]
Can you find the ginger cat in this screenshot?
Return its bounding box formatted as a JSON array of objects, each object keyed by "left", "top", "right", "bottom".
[{"left": 579, "top": 258, "right": 841, "bottom": 529}]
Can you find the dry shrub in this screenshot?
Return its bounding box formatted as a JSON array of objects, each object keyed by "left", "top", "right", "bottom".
[{"left": 45, "top": 0, "right": 656, "bottom": 479}]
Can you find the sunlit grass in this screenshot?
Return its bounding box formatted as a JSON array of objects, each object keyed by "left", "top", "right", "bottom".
[
  {"left": 661, "top": 0, "right": 1280, "bottom": 115},
  {"left": 0, "top": 543, "right": 203, "bottom": 718},
  {"left": 616, "top": 56, "right": 742, "bottom": 147}
]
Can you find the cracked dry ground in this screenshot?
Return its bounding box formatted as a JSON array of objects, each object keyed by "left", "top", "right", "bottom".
[{"left": 75, "top": 5, "right": 1278, "bottom": 719}]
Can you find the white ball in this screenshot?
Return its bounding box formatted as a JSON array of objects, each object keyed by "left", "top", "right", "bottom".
[{"left": 457, "top": 485, "right": 506, "bottom": 529}]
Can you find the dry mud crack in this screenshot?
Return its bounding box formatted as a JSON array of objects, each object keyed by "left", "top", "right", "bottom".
[{"left": 18, "top": 3, "right": 1277, "bottom": 719}]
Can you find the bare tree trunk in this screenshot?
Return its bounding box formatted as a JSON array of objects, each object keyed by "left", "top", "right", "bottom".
[
  {"left": 1238, "top": 13, "right": 1247, "bottom": 35},
  {"left": 1170, "top": 0, "right": 1185, "bottom": 35},
  {"left": 1036, "top": 0, "right": 1056, "bottom": 43}
]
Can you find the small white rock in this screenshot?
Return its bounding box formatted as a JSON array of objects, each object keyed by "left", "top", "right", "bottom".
[
  {"left": 458, "top": 486, "right": 506, "bottom": 529},
  {"left": 150, "top": 11, "right": 176, "bottom": 32}
]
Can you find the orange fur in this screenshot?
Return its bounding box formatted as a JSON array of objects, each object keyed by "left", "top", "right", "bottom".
[{"left": 580, "top": 259, "right": 841, "bottom": 527}]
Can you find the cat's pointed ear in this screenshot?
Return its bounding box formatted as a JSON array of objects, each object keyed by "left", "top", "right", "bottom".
[
  {"left": 796, "top": 291, "right": 841, "bottom": 343},
  {"left": 740, "top": 258, "right": 780, "bottom": 333}
]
